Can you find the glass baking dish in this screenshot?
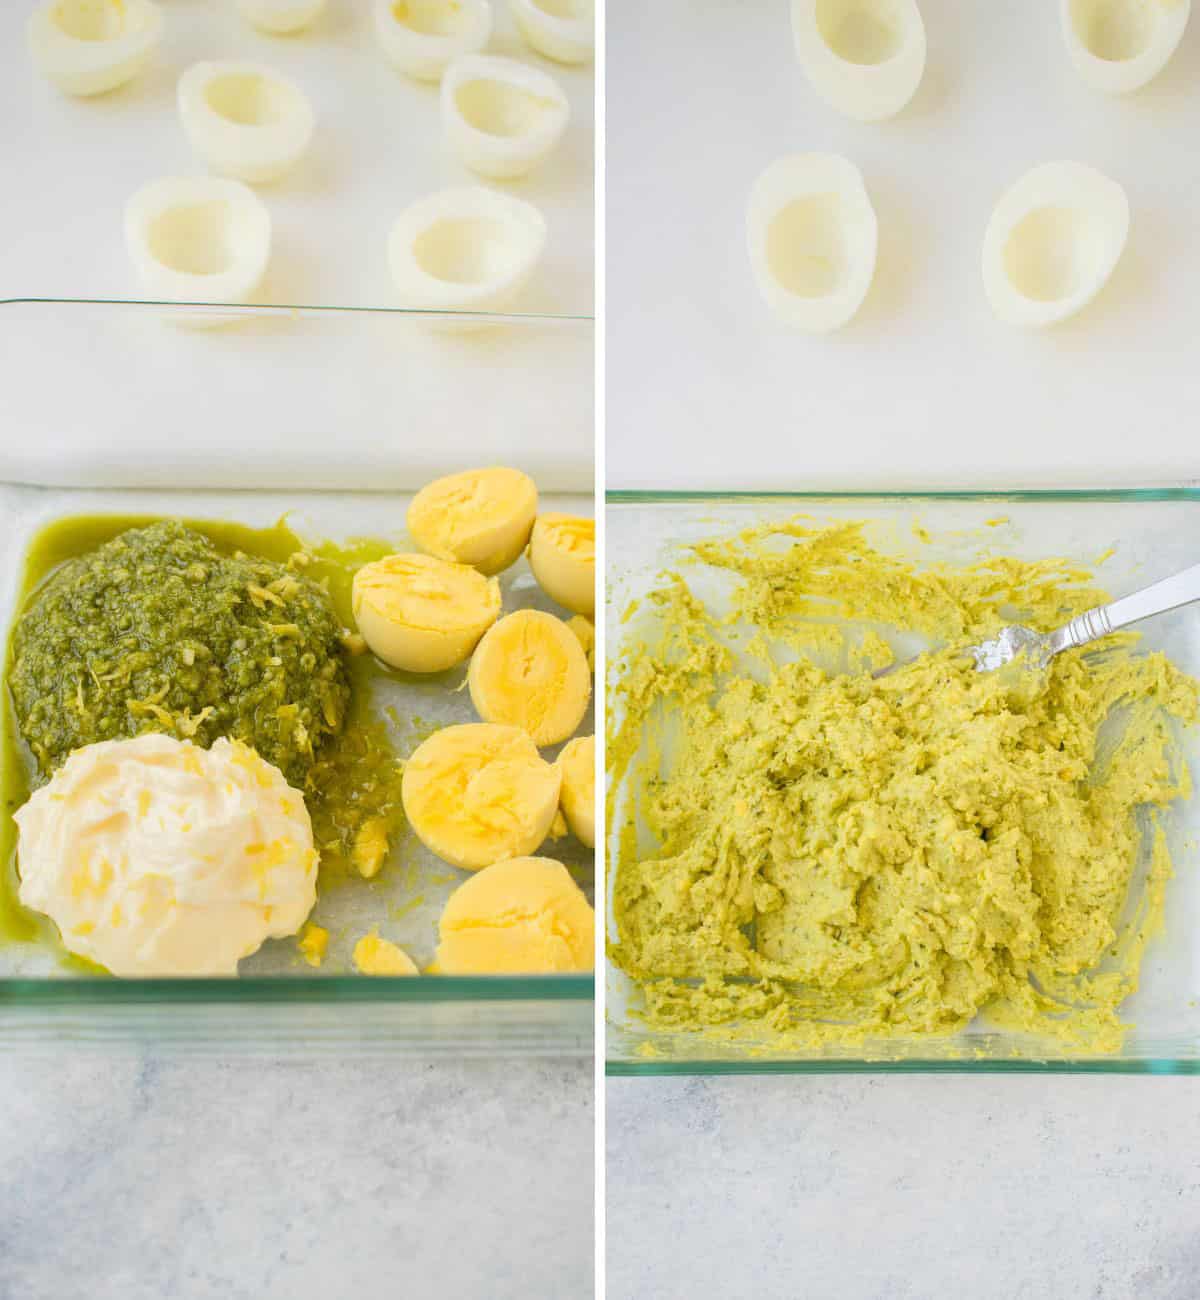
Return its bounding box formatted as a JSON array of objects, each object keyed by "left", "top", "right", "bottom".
[
  {"left": 0, "top": 301, "right": 594, "bottom": 1057},
  {"left": 606, "top": 490, "right": 1200, "bottom": 1075}
]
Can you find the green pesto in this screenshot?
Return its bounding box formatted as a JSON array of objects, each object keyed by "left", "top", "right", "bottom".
[
  {"left": 1, "top": 515, "right": 405, "bottom": 953},
  {"left": 10, "top": 519, "right": 349, "bottom": 786}
]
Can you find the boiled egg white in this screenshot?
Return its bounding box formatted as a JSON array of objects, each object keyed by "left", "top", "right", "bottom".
[
  {"left": 982, "top": 161, "right": 1129, "bottom": 328},
  {"left": 791, "top": 0, "right": 925, "bottom": 121},
  {"left": 374, "top": 0, "right": 493, "bottom": 82},
  {"left": 1060, "top": 0, "right": 1190, "bottom": 94},
  {"left": 125, "top": 176, "right": 272, "bottom": 306},
  {"left": 27, "top": 0, "right": 163, "bottom": 97},
  {"left": 388, "top": 187, "right": 547, "bottom": 314},
  {"left": 178, "top": 61, "right": 315, "bottom": 184},
  {"left": 237, "top": 0, "right": 327, "bottom": 35},
  {"left": 442, "top": 55, "right": 569, "bottom": 180},
  {"left": 746, "top": 153, "right": 878, "bottom": 332},
  {"left": 508, "top": 0, "right": 593, "bottom": 65}
]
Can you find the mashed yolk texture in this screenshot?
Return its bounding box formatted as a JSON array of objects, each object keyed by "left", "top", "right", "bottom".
[{"left": 608, "top": 519, "right": 1200, "bottom": 1055}]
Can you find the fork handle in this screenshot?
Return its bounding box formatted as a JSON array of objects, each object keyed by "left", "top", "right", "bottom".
[{"left": 1049, "top": 560, "right": 1200, "bottom": 656}]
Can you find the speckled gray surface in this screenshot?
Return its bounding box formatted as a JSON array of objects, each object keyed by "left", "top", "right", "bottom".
[
  {"left": 0, "top": 1055, "right": 593, "bottom": 1300},
  {"left": 607, "top": 1076, "right": 1200, "bottom": 1300}
]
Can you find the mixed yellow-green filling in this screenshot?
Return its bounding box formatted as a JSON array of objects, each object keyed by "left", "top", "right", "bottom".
[{"left": 608, "top": 520, "right": 1199, "bottom": 1053}]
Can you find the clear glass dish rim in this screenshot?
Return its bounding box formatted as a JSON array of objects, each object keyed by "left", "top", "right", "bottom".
[
  {"left": 0, "top": 295, "right": 593, "bottom": 325},
  {"left": 607, "top": 488, "right": 1200, "bottom": 504},
  {"left": 605, "top": 1055, "right": 1200, "bottom": 1077},
  {"left": 605, "top": 484, "right": 1200, "bottom": 1075},
  {"left": 0, "top": 975, "right": 593, "bottom": 1004}
]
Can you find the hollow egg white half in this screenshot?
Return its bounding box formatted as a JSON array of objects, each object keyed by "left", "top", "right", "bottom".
[
  {"left": 508, "top": 0, "right": 593, "bottom": 64},
  {"left": 125, "top": 176, "right": 272, "bottom": 307},
  {"left": 1061, "top": 0, "right": 1190, "bottom": 94},
  {"left": 982, "top": 161, "right": 1129, "bottom": 328},
  {"left": 374, "top": 0, "right": 492, "bottom": 82},
  {"left": 237, "top": 0, "right": 327, "bottom": 35},
  {"left": 388, "top": 187, "right": 547, "bottom": 316},
  {"left": 27, "top": 0, "right": 163, "bottom": 97},
  {"left": 178, "top": 61, "right": 315, "bottom": 184},
  {"left": 442, "top": 55, "right": 569, "bottom": 180},
  {"left": 791, "top": 0, "right": 925, "bottom": 121},
  {"left": 746, "top": 153, "right": 878, "bottom": 332}
]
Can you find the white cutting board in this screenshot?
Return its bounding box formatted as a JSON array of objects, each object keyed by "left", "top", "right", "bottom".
[
  {"left": 0, "top": 0, "right": 594, "bottom": 491},
  {"left": 607, "top": 1, "right": 1200, "bottom": 491}
]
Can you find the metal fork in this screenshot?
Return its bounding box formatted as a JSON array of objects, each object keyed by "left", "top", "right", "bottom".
[{"left": 876, "top": 559, "right": 1200, "bottom": 678}]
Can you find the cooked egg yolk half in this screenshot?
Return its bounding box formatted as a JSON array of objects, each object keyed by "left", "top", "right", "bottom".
[
  {"left": 408, "top": 466, "right": 538, "bottom": 576},
  {"left": 434, "top": 856, "right": 594, "bottom": 973},
  {"left": 528, "top": 513, "right": 595, "bottom": 617},
  {"left": 401, "top": 722, "right": 561, "bottom": 871},
  {"left": 353, "top": 552, "right": 501, "bottom": 674},
  {"left": 468, "top": 609, "right": 590, "bottom": 747},
  {"left": 557, "top": 734, "right": 594, "bottom": 849}
]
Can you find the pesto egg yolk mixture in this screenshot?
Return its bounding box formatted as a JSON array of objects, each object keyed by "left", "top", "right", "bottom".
[{"left": 608, "top": 521, "right": 1200, "bottom": 1053}]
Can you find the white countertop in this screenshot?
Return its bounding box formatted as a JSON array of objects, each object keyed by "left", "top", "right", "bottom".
[
  {"left": 0, "top": 1, "right": 595, "bottom": 492},
  {"left": 608, "top": 1075, "right": 1200, "bottom": 1300},
  {"left": 0, "top": 0, "right": 594, "bottom": 314},
  {"left": 0, "top": 1053, "right": 593, "bottom": 1300},
  {"left": 607, "top": 1, "right": 1200, "bottom": 491}
]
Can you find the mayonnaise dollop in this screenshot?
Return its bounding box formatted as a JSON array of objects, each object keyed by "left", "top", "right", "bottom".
[{"left": 15, "top": 734, "right": 318, "bottom": 977}]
